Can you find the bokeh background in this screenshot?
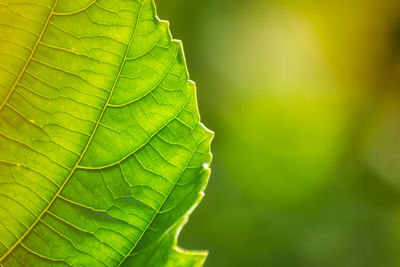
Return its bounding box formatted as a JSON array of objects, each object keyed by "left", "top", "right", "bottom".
[{"left": 158, "top": 0, "right": 400, "bottom": 266}]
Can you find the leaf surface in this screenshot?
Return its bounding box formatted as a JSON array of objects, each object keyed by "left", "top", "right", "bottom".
[{"left": 0, "top": 0, "right": 212, "bottom": 266}]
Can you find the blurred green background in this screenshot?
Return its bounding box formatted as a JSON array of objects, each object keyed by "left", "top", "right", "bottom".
[{"left": 158, "top": 0, "right": 400, "bottom": 266}]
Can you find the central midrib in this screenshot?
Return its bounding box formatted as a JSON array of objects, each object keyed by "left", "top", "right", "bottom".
[{"left": 0, "top": 1, "right": 145, "bottom": 263}]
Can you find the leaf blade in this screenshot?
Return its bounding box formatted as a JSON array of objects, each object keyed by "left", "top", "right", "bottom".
[{"left": 0, "top": 0, "right": 212, "bottom": 265}]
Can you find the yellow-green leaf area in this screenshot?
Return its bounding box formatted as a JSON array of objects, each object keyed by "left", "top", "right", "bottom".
[{"left": 0, "top": 0, "right": 213, "bottom": 266}]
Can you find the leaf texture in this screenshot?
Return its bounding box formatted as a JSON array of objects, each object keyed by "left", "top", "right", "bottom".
[{"left": 0, "top": 0, "right": 213, "bottom": 266}]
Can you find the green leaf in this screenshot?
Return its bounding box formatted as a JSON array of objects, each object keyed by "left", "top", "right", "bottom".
[{"left": 0, "top": 0, "right": 213, "bottom": 266}]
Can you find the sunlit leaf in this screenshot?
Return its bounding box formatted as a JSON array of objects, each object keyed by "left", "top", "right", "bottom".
[{"left": 0, "top": 0, "right": 212, "bottom": 265}]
